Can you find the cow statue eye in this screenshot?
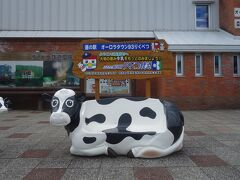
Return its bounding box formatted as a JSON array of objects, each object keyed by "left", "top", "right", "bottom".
[
  {"left": 66, "top": 99, "right": 74, "bottom": 108},
  {"left": 52, "top": 99, "right": 59, "bottom": 107}
]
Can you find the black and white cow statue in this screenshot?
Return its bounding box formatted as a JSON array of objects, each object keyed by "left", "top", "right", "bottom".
[
  {"left": 0, "top": 97, "right": 9, "bottom": 112},
  {"left": 45, "top": 88, "right": 184, "bottom": 158}
]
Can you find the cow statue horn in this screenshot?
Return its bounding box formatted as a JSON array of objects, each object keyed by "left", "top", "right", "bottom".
[{"left": 47, "top": 88, "right": 184, "bottom": 158}]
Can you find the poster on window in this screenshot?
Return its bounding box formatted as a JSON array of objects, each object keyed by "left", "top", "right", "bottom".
[
  {"left": 0, "top": 61, "right": 16, "bottom": 87},
  {"left": 0, "top": 60, "right": 80, "bottom": 87},
  {"left": 85, "top": 79, "right": 130, "bottom": 95},
  {"left": 0, "top": 61, "right": 43, "bottom": 87},
  {"left": 43, "top": 60, "right": 80, "bottom": 87}
]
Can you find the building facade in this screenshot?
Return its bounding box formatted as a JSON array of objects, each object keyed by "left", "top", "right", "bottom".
[{"left": 0, "top": 0, "right": 240, "bottom": 109}]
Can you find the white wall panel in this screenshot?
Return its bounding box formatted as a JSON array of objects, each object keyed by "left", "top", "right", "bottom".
[{"left": 0, "top": 0, "right": 219, "bottom": 31}]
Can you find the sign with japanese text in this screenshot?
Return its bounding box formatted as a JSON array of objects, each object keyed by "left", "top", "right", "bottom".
[
  {"left": 234, "top": 8, "right": 240, "bottom": 17},
  {"left": 72, "top": 39, "right": 173, "bottom": 80},
  {"left": 235, "top": 19, "right": 240, "bottom": 28}
]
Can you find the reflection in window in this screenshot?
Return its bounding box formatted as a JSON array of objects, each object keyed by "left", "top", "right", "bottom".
[
  {"left": 233, "top": 55, "right": 240, "bottom": 76},
  {"left": 176, "top": 54, "right": 184, "bottom": 76},
  {"left": 195, "top": 54, "right": 203, "bottom": 76},
  {"left": 214, "top": 54, "right": 222, "bottom": 76},
  {"left": 196, "top": 5, "right": 209, "bottom": 28}
]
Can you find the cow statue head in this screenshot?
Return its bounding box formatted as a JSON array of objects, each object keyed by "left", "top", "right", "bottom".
[
  {"left": 0, "top": 97, "right": 11, "bottom": 112},
  {"left": 43, "top": 89, "right": 85, "bottom": 134}
]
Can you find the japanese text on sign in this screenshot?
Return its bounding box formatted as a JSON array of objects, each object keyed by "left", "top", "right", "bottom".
[{"left": 83, "top": 43, "right": 152, "bottom": 51}]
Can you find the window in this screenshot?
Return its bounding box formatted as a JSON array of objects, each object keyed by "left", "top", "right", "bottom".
[
  {"left": 214, "top": 54, "right": 222, "bottom": 76},
  {"left": 196, "top": 5, "right": 209, "bottom": 28},
  {"left": 195, "top": 54, "right": 203, "bottom": 76},
  {"left": 176, "top": 54, "right": 184, "bottom": 76},
  {"left": 233, "top": 55, "right": 240, "bottom": 76}
]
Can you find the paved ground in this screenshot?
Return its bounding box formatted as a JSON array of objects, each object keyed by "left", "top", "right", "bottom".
[{"left": 0, "top": 110, "right": 240, "bottom": 180}]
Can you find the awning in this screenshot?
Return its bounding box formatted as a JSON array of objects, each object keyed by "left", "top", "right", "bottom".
[
  {"left": 0, "top": 31, "right": 155, "bottom": 39},
  {"left": 154, "top": 30, "right": 240, "bottom": 52},
  {"left": 0, "top": 30, "right": 240, "bottom": 52}
]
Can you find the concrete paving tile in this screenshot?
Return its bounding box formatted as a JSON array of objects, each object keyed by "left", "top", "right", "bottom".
[
  {"left": 29, "top": 141, "right": 59, "bottom": 150},
  {"left": 0, "top": 168, "right": 33, "bottom": 180},
  {"left": 132, "top": 152, "right": 196, "bottom": 167},
  {"left": 0, "top": 159, "right": 11, "bottom": 170},
  {"left": 183, "top": 140, "right": 202, "bottom": 147},
  {"left": 15, "top": 115, "right": 29, "bottom": 118},
  {"left": 2, "top": 118, "right": 18, "bottom": 122},
  {"left": 193, "top": 136, "right": 226, "bottom": 148},
  {"left": 48, "top": 149, "right": 73, "bottom": 159},
  {"left": 0, "top": 126, "right": 13, "bottom": 130},
  {"left": 62, "top": 168, "right": 100, "bottom": 180},
  {"left": 167, "top": 167, "right": 210, "bottom": 180},
  {"left": 200, "top": 166, "right": 240, "bottom": 180},
  {"left": 208, "top": 147, "right": 240, "bottom": 166},
  {"left": 101, "top": 156, "right": 134, "bottom": 168},
  {"left": 23, "top": 168, "right": 66, "bottom": 180},
  {"left": 68, "top": 157, "right": 102, "bottom": 168},
  {"left": 37, "top": 121, "right": 49, "bottom": 124},
  {"left": 37, "top": 158, "right": 71, "bottom": 168},
  {"left": 1, "top": 158, "right": 40, "bottom": 172},
  {"left": 189, "top": 155, "right": 228, "bottom": 167},
  {"left": 235, "top": 166, "right": 240, "bottom": 171},
  {"left": 213, "top": 134, "right": 240, "bottom": 141},
  {"left": 19, "top": 149, "right": 52, "bottom": 158},
  {"left": 183, "top": 147, "right": 214, "bottom": 156},
  {"left": 99, "top": 167, "right": 134, "bottom": 180},
  {"left": 134, "top": 167, "right": 173, "bottom": 180},
  {"left": 0, "top": 149, "right": 27, "bottom": 159},
  {"left": 7, "top": 133, "right": 32, "bottom": 138},
  {"left": 185, "top": 131, "right": 206, "bottom": 136}
]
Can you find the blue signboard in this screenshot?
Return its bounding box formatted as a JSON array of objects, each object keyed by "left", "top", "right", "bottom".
[{"left": 83, "top": 43, "right": 152, "bottom": 51}]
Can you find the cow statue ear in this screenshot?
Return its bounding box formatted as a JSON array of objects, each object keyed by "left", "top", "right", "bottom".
[
  {"left": 4, "top": 98, "right": 11, "bottom": 107},
  {"left": 42, "top": 93, "right": 52, "bottom": 103},
  {"left": 76, "top": 92, "right": 86, "bottom": 102}
]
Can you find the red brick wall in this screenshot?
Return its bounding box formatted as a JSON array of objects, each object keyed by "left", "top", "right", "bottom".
[
  {"left": 220, "top": 0, "right": 240, "bottom": 35},
  {"left": 136, "top": 52, "right": 240, "bottom": 110}
]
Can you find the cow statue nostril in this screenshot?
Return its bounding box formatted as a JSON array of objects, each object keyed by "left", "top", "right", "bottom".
[{"left": 50, "top": 112, "right": 71, "bottom": 126}]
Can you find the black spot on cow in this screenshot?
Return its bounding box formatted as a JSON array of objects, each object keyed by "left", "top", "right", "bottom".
[
  {"left": 83, "top": 137, "right": 96, "bottom": 144},
  {"left": 140, "top": 107, "right": 157, "bottom": 119},
  {"left": 85, "top": 114, "right": 106, "bottom": 125},
  {"left": 96, "top": 97, "right": 147, "bottom": 105},
  {"left": 104, "top": 113, "right": 156, "bottom": 144},
  {"left": 0, "top": 103, "right": 2, "bottom": 108},
  {"left": 161, "top": 100, "right": 184, "bottom": 144},
  {"left": 117, "top": 113, "right": 132, "bottom": 130},
  {"left": 64, "top": 97, "right": 82, "bottom": 135},
  {"left": 126, "top": 97, "right": 147, "bottom": 101},
  {"left": 96, "top": 98, "right": 118, "bottom": 105}
]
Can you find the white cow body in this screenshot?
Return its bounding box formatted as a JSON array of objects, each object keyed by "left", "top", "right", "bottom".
[
  {"left": 0, "top": 97, "right": 8, "bottom": 112},
  {"left": 48, "top": 89, "right": 184, "bottom": 158},
  {"left": 70, "top": 98, "right": 184, "bottom": 158}
]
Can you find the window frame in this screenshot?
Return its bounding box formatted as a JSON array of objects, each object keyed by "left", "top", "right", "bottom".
[
  {"left": 214, "top": 54, "right": 222, "bottom": 76},
  {"left": 176, "top": 53, "right": 184, "bottom": 76},
  {"left": 195, "top": 4, "right": 210, "bottom": 29},
  {"left": 195, "top": 54, "right": 203, "bottom": 76},
  {"left": 233, "top": 55, "right": 240, "bottom": 76}
]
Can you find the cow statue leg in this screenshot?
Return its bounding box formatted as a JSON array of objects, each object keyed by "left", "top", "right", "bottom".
[
  {"left": 70, "top": 131, "right": 109, "bottom": 156},
  {"left": 127, "top": 129, "right": 184, "bottom": 158}
]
